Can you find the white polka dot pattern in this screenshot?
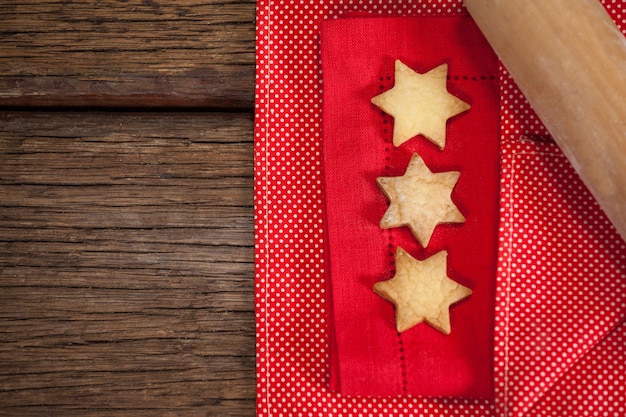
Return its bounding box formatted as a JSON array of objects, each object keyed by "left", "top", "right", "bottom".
[
  {"left": 496, "top": 140, "right": 626, "bottom": 417},
  {"left": 526, "top": 324, "right": 626, "bottom": 417},
  {"left": 254, "top": 1, "right": 626, "bottom": 416}
]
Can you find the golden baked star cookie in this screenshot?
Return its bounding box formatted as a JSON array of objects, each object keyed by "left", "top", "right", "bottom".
[
  {"left": 373, "top": 248, "right": 472, "bottom": 334},
  {"left": 371, "top": 60, "right": 470, "bottom": 149},
  {"left": 377, "top": 153, "right": 465, "bottom": 247}
]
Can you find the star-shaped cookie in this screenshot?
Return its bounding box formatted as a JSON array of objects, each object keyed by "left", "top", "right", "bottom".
[
  {"left": 373, "top": 248, "right": 472, "bottom": 334},
  {"left": 371, "top": 60, "right": 470, "bottom": 149},
  {"left": 377, "top": 154, "right": 465, "bottom": 247}
]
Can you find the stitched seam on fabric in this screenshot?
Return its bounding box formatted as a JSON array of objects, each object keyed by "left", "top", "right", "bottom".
[
  {"left": 505, "top": 149, "right": 565, "bottom": 417},
  {"left": 503, "top": 149, "right": 552, "bottom": 416},
  {"left": 504, "top": 150, "right": 543, "bottom": 417},
  {"left": 387, "top": 231, "right": 408, "bottom": 393},
  {"left": 502, "top": 150, "right": 516, "bottom": 417},
  {"left": 378, "top": 72, "right": 408, "bottom": 395},
  {"left": 447, "top": 74, "right": 498, "bottom": 82},
  {"left": 387, "top": 233, "right": 408, "bottom": 394},
  {"left": 397, "top": 330, "right": 408, "bottom": 395}
]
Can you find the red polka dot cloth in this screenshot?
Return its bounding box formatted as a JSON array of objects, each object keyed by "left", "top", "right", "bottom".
[
  {"left": 254, "top": 1, "right": 626, "bottom": 416},
  {"left": 321, "top": 15, "right": 499, "bottom": 399}
]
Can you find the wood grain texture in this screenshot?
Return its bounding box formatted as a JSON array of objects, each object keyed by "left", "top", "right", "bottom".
[
  {"left": 0, "top": 0, "right": 256, "bottom": 109},
  {"left": 0, "top": 112, "right": 255, "bottom": 416},
  {"left": 464, "top": 0, "right": 626, "bottom": 242}
]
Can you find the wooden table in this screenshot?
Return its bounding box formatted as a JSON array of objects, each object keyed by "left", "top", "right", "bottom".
[{"left": 0, "top": 1, "right": 256, "bottom": 415}]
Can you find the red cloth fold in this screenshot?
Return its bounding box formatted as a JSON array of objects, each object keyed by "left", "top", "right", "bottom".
[
  {"left": 494, "top": 136, "right": 626, "bottom": 417},
  {"left": 321, "top": 16, "right": 500, "bottom": 398}
]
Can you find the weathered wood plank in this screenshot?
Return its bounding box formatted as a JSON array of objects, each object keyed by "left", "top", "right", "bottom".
[
  {"left": 0, "top": 111, "right": 255, "bottom": 415},
  {"left": 0, "top": 0, "right": 256, "bottom": 109}
]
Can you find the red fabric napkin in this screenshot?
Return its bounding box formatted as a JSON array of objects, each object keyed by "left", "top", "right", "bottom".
[{"left": 320, "top": 16, "right": 500, "bottom": 398}]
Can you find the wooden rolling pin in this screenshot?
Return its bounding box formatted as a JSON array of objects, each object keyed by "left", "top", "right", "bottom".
[{"left": 464, "top": 0, "right": 626, "bottom": 242}]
